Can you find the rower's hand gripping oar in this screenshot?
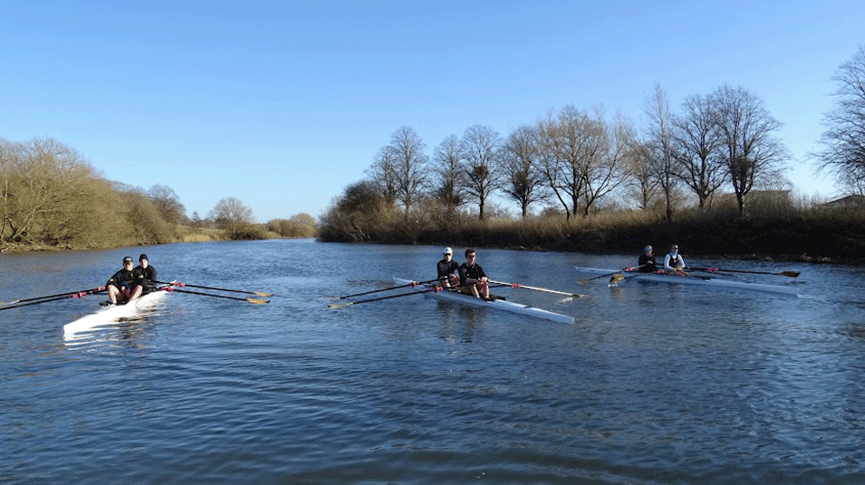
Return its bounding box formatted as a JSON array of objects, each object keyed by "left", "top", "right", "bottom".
[
  {"left": 488, "top": 280, "right": 587, "bottom": 298},
  {"left": 329, "top": 285, "right": 446, "bottom": 309},
  {"left": 160, "top": 286, "right": 269, "bottom": 304},
  {"left": 156, "top": 280, "right": 273, "bottom": 297},
  {"left": 331, "top": 278, "right": 440, "bottom": 300},
  {"left": 0, "top": 287, "right": 107, "bottom": 311},
  {"left": 687, "top": 267, "right": 800, "bottom": 278}
]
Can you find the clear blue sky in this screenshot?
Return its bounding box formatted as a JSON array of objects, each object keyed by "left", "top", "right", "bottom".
[{"left": 2, "top": 1, "right": 862, "bottom": 222}]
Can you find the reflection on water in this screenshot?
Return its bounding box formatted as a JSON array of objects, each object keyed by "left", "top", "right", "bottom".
[{"left": 2, "top": 240, "right": 865, "bottom": 485}]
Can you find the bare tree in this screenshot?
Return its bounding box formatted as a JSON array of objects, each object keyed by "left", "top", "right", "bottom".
[
  {"left": 210, "top": 196, "right": 254, "bottom": 236},
  {"left": 431, "top": 134, "right": 465, "bottom": 212},
  {"left": 500, "top": 125, "right": 546, "bottom": 217},
  {"left": 388, "top": 126, "right": 428, "bottom": 221},
  {"left": 816, "top": 45, "right": 865, "bottom": 194},
  {"left": 367, "top": 146, "right": 398, "bottom": 207},
  {"left": 580, "top": 111, "right": 634, "bottom": 217},
  {"left": 672, "top": 93, "right": 727, "bottom": 209},
  {"left": 712, "top": 85, "right": 789, "bottom": 216},
  {"left": 536, "top": 109, "right": 578, "bottom": 220},
  {"left": 147, "top": 184, "right": 187, "bottom": 224},
  {"left": 536, "top": 106, "right": 595, "bottom": 221},
  {"left": 624, "top": 139, "right": 661, "bottom": 210},
  {"left": 460, "top": 124, "right": 501, "bottom": 219},
  {"left": 0, "top": 139, "right": 22, "bottom": 243},
  {"left": 642, "top": 84, "right": 678, "bottom": 221}
]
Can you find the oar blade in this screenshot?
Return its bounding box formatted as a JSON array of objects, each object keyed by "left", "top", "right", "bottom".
[
  {"left": 609, "top": 274, "right": 625, "bottom": 284},
  {"left": 254, "top": 292, "right": 275, "bottom": 297},
  {"left": 247, "top": 297, "right": 271, "bottom": 304},
  {"left": 780, "top": 271, "right": 800, "bottom": 278},
  {"left": 328, "top": 301, "right": 354, "bottom": 309}
]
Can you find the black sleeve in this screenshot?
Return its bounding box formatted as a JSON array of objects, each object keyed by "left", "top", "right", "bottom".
[{"left": 106, "top": 270, "right": 120, "bottom": 288}]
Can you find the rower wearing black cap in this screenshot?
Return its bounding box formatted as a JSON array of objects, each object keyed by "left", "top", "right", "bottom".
[
  {"left": 106, "top": 256, "right": 139, "bottom": 305},
  {"left": 134, "top": 254, "right": 158, "bottom": 293}
]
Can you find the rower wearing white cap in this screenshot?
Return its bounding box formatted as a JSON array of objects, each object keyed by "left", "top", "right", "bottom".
[
  {"left": 436, "top": 247, "right": 459, "bottom": 288},
  {"left": 664, "top": 244, "right": 687, "bottom": 275}
]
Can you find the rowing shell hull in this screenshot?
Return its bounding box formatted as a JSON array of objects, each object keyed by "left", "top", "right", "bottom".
[
  {"left": 393, "top": 277, "right": 574, "bottom": 324},
  {"left": 64, "top": 290, "right": 169, "bottom": 341},
  {"left": 574, "top": 266, "right": 799, "bottom": 297}
]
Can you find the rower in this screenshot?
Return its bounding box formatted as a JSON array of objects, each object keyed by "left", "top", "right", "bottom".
[
  {"left": 663, "top": 244, "right": 687, "bottom": 276},
  {"left": 458, "top": 248, "right": 491, "bottom": 299},
  {"left": 106, "top": 256, "right": 140, "bottom": 305},
  {"left": 638, "top": 245, "right": 657, "bottom": 273},
  {"left": 436, "top": 247, "right": 459, "bottom": 288},
  {"left": 134, "top": 254, "right": 158, "bottom": 294}
]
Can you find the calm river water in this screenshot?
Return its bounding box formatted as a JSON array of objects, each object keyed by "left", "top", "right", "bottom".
[{"left": 1, "top": 239, "right": 864, "bottom": 484}]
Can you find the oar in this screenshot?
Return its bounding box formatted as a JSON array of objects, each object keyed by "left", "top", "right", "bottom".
[
  {"left": 687, "top": 267, "right": 800, "bottom": 278},
  {"left": 329, "top": 285, "right": 445, "bottom": 308},
  {"left": 577, "top": 269, "right": 631, "bottom": 284},
  {"left": 0, "top": 287, "right": 107, "bottom": 311},
  {"left": 488, "top": 280, "right": 587, "bottom": 298},
  {"left": 578, "top": 264, "right": 655, "bottom": 285},
  {"left": 331, "top": 278, "right": 440, "bottom": 300},
  {"left": 156, "top": 280, "right": 273, "bottom": 297},
  {"left": 161, "top": 287, "right": 269, "bottom": 304},
  {"left": 1, "top": 286, "right": 107, "bottom": 307}
]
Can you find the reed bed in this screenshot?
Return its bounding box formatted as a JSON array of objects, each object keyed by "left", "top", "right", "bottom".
[{"left": 319, "top": 201, "right": 865, "bottom": 264}]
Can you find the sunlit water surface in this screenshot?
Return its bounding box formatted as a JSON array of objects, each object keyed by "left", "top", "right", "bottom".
[{"left": 2, "top": 239, "right": 864, "bottom": 484}]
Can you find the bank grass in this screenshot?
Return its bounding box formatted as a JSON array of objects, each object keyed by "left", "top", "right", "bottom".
[{"left": 320, "top": 201, "right": 865, "bottom": 264}]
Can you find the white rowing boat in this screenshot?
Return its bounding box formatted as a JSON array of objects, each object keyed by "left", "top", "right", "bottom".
[
  {"left": 393, "top": 277, "right": 575, "bottom": 324},
  {"left": 63, "top": 289, "right": 169, "bottom": 341},
  {"left": 574, "top": 266, "right": 799, "bottom": 297}
]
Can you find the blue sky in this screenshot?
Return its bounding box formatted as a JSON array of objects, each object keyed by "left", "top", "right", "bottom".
[{"left": 2, "top": 1, "right": 863, "bottom": 222}]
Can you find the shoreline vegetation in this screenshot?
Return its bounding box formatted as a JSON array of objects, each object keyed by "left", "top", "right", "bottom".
[
  {"left": 5, "top": 200, "right": 864, "bottom": 266},
  {"left": 1, "top": 138, "right": 318, "bottom": 254},
  {"left": 316, "top": 195, "right": 865, "bottom": 266}
]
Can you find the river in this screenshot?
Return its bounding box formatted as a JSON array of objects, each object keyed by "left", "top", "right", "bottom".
[{"left": 1, "top": 239, "right": 864, "bottom": 484}]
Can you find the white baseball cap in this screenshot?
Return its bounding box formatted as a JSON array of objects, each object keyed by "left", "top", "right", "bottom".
[{"left": 443, "top": 247, "right": 453, "bottom": 254}]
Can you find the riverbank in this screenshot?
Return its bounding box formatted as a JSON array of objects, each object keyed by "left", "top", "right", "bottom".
[
  {"left": 0, "top": 225, "right": 283, "bottom": 253},
  {"left": 318, "top": 204, "right": 865, "bottom": 265}
]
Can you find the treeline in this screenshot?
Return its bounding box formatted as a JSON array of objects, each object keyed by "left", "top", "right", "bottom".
[
  {"left": 320, "top": 45, "right": 865, "bottom": 263},
  {"left": 320, "top": 182, "right": 865, "bottom": 263},
  {"left": 323, "top": 83, "right": 792, "bottom": 230},
  {"left": 1, "top": 137, "right": 317, "bottom": 252}
]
